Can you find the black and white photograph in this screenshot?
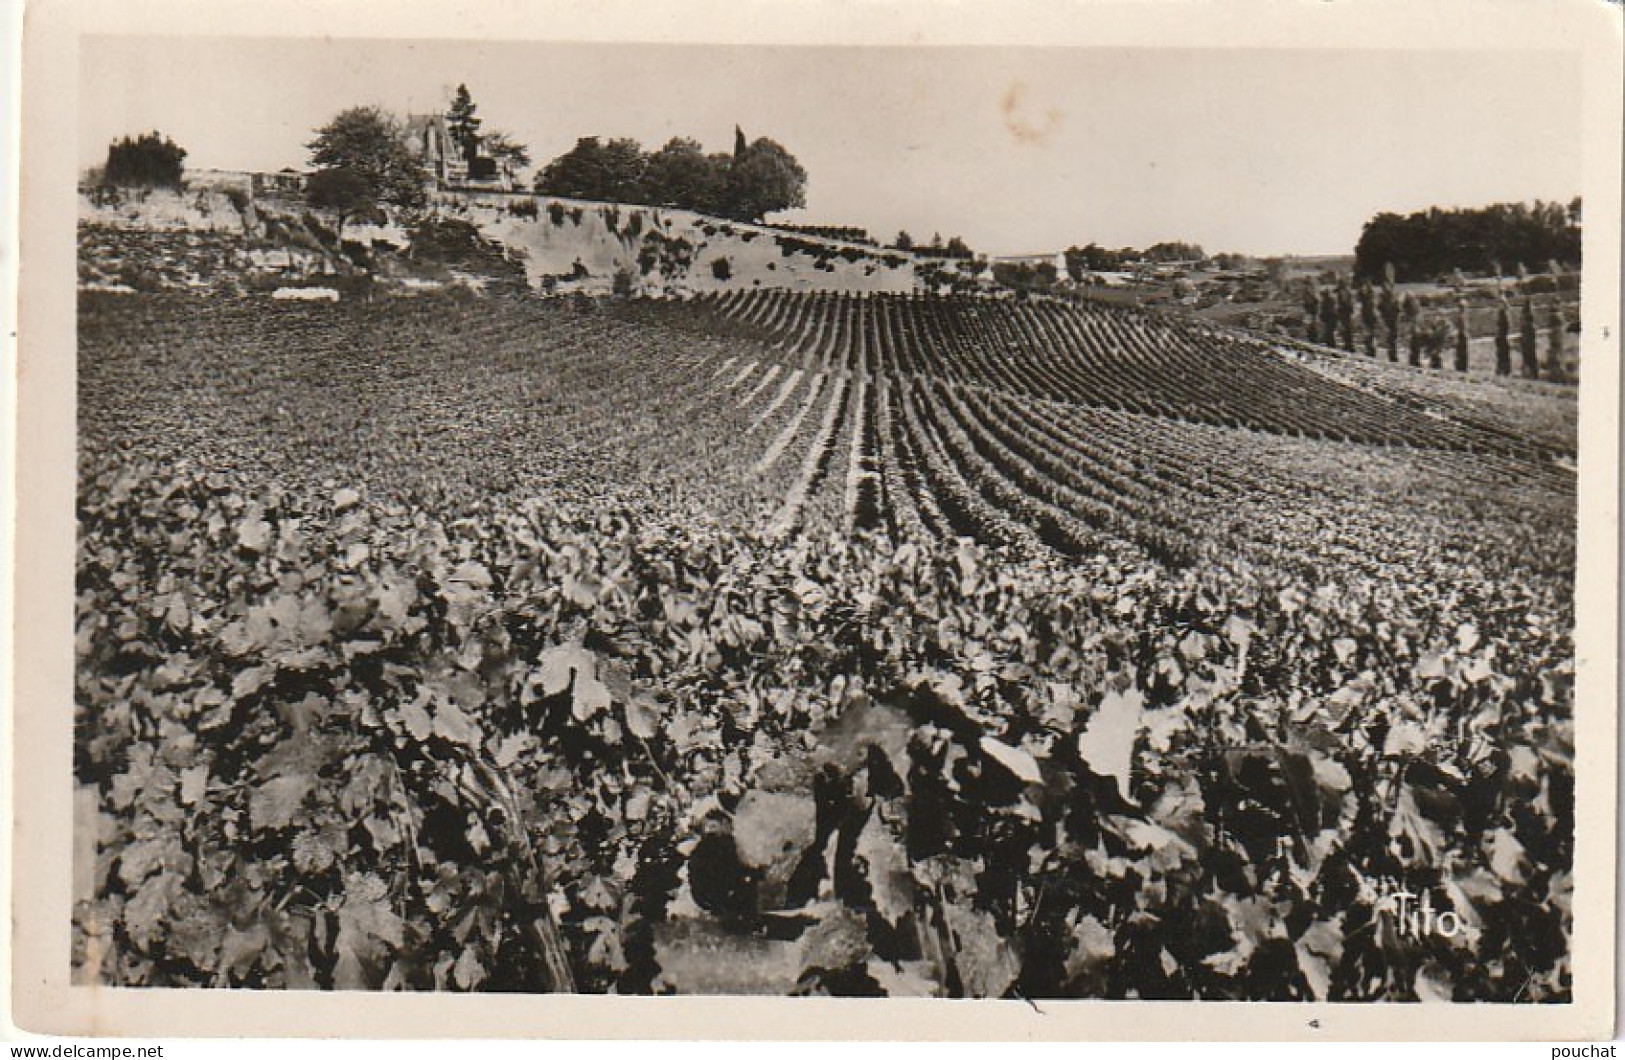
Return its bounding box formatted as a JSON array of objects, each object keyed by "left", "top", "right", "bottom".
[{"left": 10, "top": 0, "right": 1622, "bottom": 1040}]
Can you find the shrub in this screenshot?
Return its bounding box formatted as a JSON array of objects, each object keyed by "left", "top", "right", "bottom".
[
  {"left": 340, "top": 239, "right": 372, "bottom": 270},
  {"left": 710, "top": 257, "right": 732, "bottom": 281},
  {"left": 407, "top": 218, "right": 485, "bottom": 265}
]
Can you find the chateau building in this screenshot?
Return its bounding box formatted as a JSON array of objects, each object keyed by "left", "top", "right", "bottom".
[{"left": 405, "top": 113, "right": 517, "bottom": 191}]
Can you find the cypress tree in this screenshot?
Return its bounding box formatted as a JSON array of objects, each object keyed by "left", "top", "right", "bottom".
[
  {"left": 1520, "top": 297, "right": 1539, "bottom": 378},
  {"left": 1494, "top": 300, "right": 1513, "bottom": 376},
  {"left": 1359, "top": 282, "right": 1377, "bottom": 356},
  {"left": 1545, "top": 301, "right": 1566, "bottom": 382},
  {"left": 1454, "top": 302, "right": 1470, "bottom": 372},
  {"left": 1303, "top": 283, "right": 1321, "bottom": 344},
  {"left": 1337, "top": 282, "right": 1356, "bottom": 351},
  {"left": 1380, "top": 274, "right": 1400, "bottom": 362},
  {"left": 446, "top": 84, "right": 482, "bottom": 164},
  {"left": 1402, "top": 293, "right": 1421, "bottom": 367},
  {"left": 1319, "top": 288, "right": 1339, "bottom": 348}
]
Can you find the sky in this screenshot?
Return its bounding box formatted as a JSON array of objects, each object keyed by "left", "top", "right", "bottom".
[{"left": 80, "top": 37, "right": 1584, "bottom": 258}]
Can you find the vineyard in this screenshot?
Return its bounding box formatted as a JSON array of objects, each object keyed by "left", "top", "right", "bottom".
[{"left": 75, "top": 284, "right": 1576, "bottom": 1001}]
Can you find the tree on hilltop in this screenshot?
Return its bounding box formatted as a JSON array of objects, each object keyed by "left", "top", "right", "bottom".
[
  {"left": 308, "top": 107, "right": 428, "bottom": 208},
  {"left": 644, "top": 138, "right": 726, "bottom": 213},
  {"left": 102, "top": 131, "right": 187, "bottom": 190},
  {"left": 532, "top": 130, "right": 806, "bottom": 221},
  {"left": 600, "top": 138, "right": 649, "bottom": 202},
  {"left": 305, "top": 168, "right": 380, "bottom": 240},
  {"left": 534, "top": 136, "right": 649, "bottom": 202},
  {"left": 483, "top": 132, "right": 531, "bottom": 170},
  {"left": 722, "top": 136, "right": 807, "bottom": 222},
  {"left": 446, "top": 84, "right": 483, "bottom": 164}
]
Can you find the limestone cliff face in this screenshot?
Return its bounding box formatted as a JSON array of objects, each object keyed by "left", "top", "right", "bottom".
[{"left": 77, "top": 184, "right": 994, "bottom": 299}]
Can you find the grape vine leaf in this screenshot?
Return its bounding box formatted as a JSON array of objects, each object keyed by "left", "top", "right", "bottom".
[
  {"left": 432, "top": 700, "right": 481, "bottom": 749},
  {"left": 1064, "top": 914, "right": 1115, "bottom": 979},
  {"left": 942, "top": 901, "right": 1019, "bottom": 998},
  {"left": 539, "top": 643, "right": 614, "bottom": 721},
  {"left": 1077, "top": 686, "right": 1144, "bottom": 802},
  {"left": 249, "top": 773, "right": 314, "bottom": 832},
  {"left": 978, "top": 735, "right": 1042, "bottom": 785},
  {"left": 334, "top": 872, "right": 405, "bottom": 990}
]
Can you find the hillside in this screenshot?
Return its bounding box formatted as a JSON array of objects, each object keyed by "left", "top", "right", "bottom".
[{"left": 77, "top": 186, "right": 989, "bottom": 298}]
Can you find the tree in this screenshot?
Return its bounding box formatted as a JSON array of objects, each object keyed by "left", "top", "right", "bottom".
[
  {"left": 644, "top": 137, "right": 726, "bottom": 212},
  {"left": 946, "top": 236, "right": 973, "bottom": 259},
  {"left": 1454, "top": 303, "right": 1470, "bottom": 372},
  {"left": 1318, "top": 288, "right": 1338, "bottom": 348},
  {"left": 1143, "top": 241, "right": 1206, "bottom": 263},
  {"left": 1336, "top": 282, "right": 1356, "bottom": 351},
  {"left": 1354, "top": 199, "right": 1582, "bottom": 282},
  {"left": 535, "top": 137, "right": 611, "bottom": 199},
  {"left": 721, "top": 137, "right": 807, "bottom": 222},
  {"left": 1303, "top": 283, "right": 1321, "bottom": 344},
  {"left": 1545, "top": 301, "right": 1566, "bottom": 382},
  {"left": 1519, "top": 297, "right": 1539, "bottom": 378},
  {"left": 1402, "top": 293, "right": 1421, "bottom": 367},
  {"left": 1494, "top": 300, "right": 1513, "bottom": 376},
  {"left": 483, "top": 132, "right": 531, "bottom": 172},
  {"left": 1358, "top": 282, "right": 1377, "bottom": 356},
  {"left": 305, "top": 167, "right": 379, "bottom": 241},
  {"left": 308, "top": 106, "right": 427, "bottom": 208},
  {"left": 1379, "top": 278, "right": 1400, "bottom": 362},
  {"left": 534, "top": 136, "right": 647, "bottom": 202},
  {"left": 896, "top": 231, "right": 916, "bottom": 252},
  {"left": 602, "top": 138, "right": 649, "bottom": 202},
  {"left": 446, "top": 84, "right": 483, "bottom": 164},
  {"left": 1066, "top": 244, "right": 1127, "bottom": 277},
  {"left": 103, "top": 131, "right": 187, "bottom": 190}
]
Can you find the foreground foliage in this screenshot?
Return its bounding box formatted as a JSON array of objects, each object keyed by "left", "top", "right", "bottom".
[{"left": 76, "top": 456, "right": 1572, "bottom": 999}]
